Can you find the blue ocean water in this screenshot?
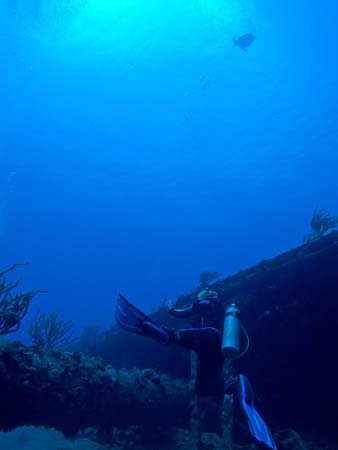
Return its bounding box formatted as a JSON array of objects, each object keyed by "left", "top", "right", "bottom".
[{"left": 1, "top": 0, "right": 338, "bottom": 339}]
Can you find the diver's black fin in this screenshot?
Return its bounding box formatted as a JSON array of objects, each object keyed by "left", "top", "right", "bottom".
[
  {"left": 115, "top": 293, "right": 150, "bottom": 333},
  {"left": 115, "top": 293, "right": 171, "bottom": 343},
  {"left": 237, "top": 375, "right": 277, "bottom": 450}
]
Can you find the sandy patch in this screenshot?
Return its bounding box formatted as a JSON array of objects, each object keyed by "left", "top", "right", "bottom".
[{"left": 0, "top": 427, "right": 105, "bottom": 450}]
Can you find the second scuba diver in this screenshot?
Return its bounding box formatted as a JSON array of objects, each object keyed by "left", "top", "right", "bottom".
[{"left": 115, "top": 289, "right": 277, "bottom": 450}]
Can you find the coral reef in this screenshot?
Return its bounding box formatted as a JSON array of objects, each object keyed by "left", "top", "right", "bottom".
[
  {"left": 0, "top": 340, "right": 191, "bottom": 438},
  {"left": 303, "top": 208, "right": 338, "bottom": 243},
  {"left": 0, "top": 264, "right": 44, "bottom": 336},
  {"left": 28, "top": 312, "right": 74, "bottom": 351}
]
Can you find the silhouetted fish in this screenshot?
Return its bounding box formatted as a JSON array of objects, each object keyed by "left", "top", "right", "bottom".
[{"left": 232, "top": 32, "right": 256, "bottom": 51}]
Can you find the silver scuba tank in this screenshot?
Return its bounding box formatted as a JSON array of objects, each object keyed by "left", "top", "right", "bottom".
[{"left": 222, "top": 304, "right": 241, "bottom": 358}]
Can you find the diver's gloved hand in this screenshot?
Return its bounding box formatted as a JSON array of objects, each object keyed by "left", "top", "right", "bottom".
[
  {"left": 165, "top": 299, "right": 175, "bottom": 312},
  {"left": 162, "top": 326, "right": 180, "bottom": 344}
]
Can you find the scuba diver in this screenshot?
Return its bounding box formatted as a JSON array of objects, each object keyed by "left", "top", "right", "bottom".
[{"left": 115, "top": 289, "right": 277, "bottom": 450}]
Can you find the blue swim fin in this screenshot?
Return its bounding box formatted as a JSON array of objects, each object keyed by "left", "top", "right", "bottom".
[
  {"left": 238, "top": 375, "right": 277, "bottom": 450},
  {"left": 115, "top": 293, "right": 171, "bottom": 343}
]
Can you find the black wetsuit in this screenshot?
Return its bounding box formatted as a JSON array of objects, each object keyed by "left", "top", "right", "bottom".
[{"left": 167, "top": 299, "right": 232, "bottom": 396}]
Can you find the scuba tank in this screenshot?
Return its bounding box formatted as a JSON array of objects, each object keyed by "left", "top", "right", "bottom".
[{"left": 222, "top": 304, "right": 241, "bottom": 358}]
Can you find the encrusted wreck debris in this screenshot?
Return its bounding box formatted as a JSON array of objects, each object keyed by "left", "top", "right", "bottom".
[{"left": 0, "top": 339, "right": 190, "bottom": 437}]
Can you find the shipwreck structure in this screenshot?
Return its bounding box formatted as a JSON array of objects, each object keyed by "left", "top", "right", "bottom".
[{"left": 0, "top": 232, "right": 338, "bottom": 449}]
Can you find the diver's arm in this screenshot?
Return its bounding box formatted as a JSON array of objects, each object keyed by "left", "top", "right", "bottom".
[
  {"left": 167, "top": 299, "right": 217, "bottom": 318},
  {"left": 167, "top": 304, "right": 195, "bottom": 318}
]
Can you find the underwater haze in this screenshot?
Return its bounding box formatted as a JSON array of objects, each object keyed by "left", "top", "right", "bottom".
[{"left": 1, "top": 0, "right": 338, "bottom": 336}]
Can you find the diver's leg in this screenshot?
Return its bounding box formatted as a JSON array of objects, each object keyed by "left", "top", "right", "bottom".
[
  {"left": 175, "top": 328, "right": 239, "bottom": 396},
  {"left": 175, "top": 327, "right": 222, "bottom": 352},
  {"left": 175, "top": 327, "right": 227, "bottom": 395},
  {"left": 140, "top": 321, "right": 176, "bottom": 344}
]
